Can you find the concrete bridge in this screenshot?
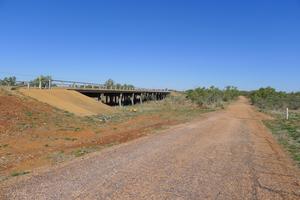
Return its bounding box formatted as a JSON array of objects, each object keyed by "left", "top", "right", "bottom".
[{"left": 18, "top": 79, "right": 170, "bottom": 106}]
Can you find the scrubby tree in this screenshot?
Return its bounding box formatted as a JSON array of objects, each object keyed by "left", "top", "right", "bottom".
[
  {"left": 115, "top": 83, "right": 122, "bottom": 89},
  {"left": 186, "top": 86, "right": 239, "bottom": 108},
  {"left": 223, "top": 86, "right": 239, "bottom": 102},
  {"left": 125, "top": 84, "right": 135, "bottom": 89},
  {"left": 104, "top": 79, "right": 135, "bottom": 89},
  {"left": 249, "top": 87, "right": 300, "bottom": 110},
  {"left": 0, "top": 76, "right": 16, "bottom": 86},
  {"left": 30, "top": 75, "right": 52, "bottom": 88},
  {"left": 104, "top": 79, "right": 115, "bottom": 88}
]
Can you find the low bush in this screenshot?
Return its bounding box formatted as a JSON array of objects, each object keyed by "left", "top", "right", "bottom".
[
  {"left": 186, "top": 86, "right": 239, "bottom": 108},
  {"left": 0, "top": 76, "right": 16, "bottom": 86},
  {"left": 250, "top": 87, "right": 300, "bottom": 110}
]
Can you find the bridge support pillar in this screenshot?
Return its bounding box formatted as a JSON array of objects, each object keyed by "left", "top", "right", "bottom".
[
  {"left": 131, "top": 93, "right": 135, "bottom": 105},
  {"left": 100, "top": 93, "right": 104, "bottom": 103},
  {"left": 119, "top": 93, "right": 123, "bottom": 107},
  {"left": 153, "top": 93, "right": 157, "bottom": 101},
  {"left": 113, "top": 95, "right": 116, "bottom": 105},
  {"left": 140, "top": 93, "right": 143, "bottom": 104},
  {"left": 112, "top": 95, "right": 115, "bottom": 105}
]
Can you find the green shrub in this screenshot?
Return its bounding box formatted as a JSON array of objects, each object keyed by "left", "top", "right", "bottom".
[
  {"left": 30, "top": 75, "right": 52, "bottom": 88},
  {"left": 249, "top": 87, "right": 300, "bottom": 110},
  {"left": 0, "top": 76, "right": 16, "bottom": 86},
  {"left": 186, "top": 86, "right": 239, "bottom": 107}
]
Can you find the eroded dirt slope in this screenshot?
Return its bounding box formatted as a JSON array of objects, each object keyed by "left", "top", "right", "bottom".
[
  {"left": 1, "top": 97, "right": 299, "bottom": 199},
  {"left": 20, "top": 88, "right": 113, "bottom": 116}
]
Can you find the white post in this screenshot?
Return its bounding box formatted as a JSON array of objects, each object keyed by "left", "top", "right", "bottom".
[
  {"left": 49, "top": 79, "right": 51, "bottom": 89},
  {"left": 286, "top": 107, "right": 289, "bottom": 120},
  {"left": 27, "top": 82, "right": 30, "bottom": 89},
  {"left": 39, "top": 76, "right": 42, "bottom": 89}
]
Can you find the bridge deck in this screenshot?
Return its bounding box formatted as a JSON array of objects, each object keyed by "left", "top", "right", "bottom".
[{"left": 68, "top": 88, "right": 170, "bottom": 94}]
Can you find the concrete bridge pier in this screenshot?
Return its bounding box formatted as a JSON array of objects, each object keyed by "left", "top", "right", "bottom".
[
  {"left": 119, "top": 93, "right": 123, "bottom": 107},
  {"left": 101, "top": 93, "right": 104, "bottom": 103},
  {"left": 153, "top": 93, "right": 157, "bottom": 101},
  {"left": 150, "top": 93, "right": 154, "bottom": 101},
  {"left": 113, "top": 95, "right": 117, "bottom": 105},
  {"left": 140, "top": 93, "right": 143, "bottom": 104},
  {"left": 148, "top": 93, "right": 153, "bottom": 101},
  {"left": 131, "top": 93, "right": 135, "bottom": 105},
  {"left": 158, "top": 93, "right": 162, "bottom": 100}
]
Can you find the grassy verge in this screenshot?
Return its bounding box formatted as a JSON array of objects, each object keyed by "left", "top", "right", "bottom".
[
  {"left": 84, "top": 94, "right": 215, "bottom": 126},
  {"left": 263, "top": 112, "right": 300, "bottom": 166}
]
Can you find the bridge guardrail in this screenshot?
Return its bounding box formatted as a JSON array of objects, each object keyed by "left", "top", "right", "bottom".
[{"left": 14, "top": 79, "right": 170, "bottom": 93}]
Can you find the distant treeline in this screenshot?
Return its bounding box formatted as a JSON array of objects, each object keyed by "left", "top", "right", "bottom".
[
  {"left": 249, "top": 87, "right": 300, "bottom": 110},
  {"left": 186, "top": 86, "right": 240, "bottom": 108}
]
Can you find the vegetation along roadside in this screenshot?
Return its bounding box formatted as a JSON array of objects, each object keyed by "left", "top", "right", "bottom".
[{"left": 249, "top": 87, "right": 300, "bottom": 166}]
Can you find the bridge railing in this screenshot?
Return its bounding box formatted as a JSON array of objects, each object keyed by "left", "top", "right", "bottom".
[
  {"left": 51, "top": 80, "right": 169, "bottom": 92},
  {"left": 14, "top": 79, "right": 169, "bottom": 92}
]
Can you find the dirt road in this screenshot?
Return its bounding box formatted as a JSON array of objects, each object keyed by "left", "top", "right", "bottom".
[{"left": 1, "top": 97, "right": 300, "bottom": 199}]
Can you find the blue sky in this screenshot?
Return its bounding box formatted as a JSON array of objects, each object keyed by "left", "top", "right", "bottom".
[{"left": 0, "top": 0, "right": 299, "bottom": 91}]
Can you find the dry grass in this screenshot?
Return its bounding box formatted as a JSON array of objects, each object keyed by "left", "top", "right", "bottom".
[{"left": 264, "top": 111, "right": 300, "bottom": 166}]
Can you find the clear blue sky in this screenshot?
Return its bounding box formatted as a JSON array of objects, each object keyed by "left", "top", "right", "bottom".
[{"left": 0, "top": 0, "right": 299, "bottom": 91}]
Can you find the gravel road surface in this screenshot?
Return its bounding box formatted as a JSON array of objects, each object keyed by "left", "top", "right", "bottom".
[{"left": 1, "top": 97, "right": 300, "bottom": 199}]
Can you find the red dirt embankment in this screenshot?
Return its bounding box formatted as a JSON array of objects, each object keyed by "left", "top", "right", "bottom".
[{"left": 0, "top": 88, "right": 182, "bottom": 180}]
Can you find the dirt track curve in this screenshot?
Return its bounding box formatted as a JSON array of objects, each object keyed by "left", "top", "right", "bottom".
[{"left": 1, "top": 97, "right": 300, "bottom": 199}]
